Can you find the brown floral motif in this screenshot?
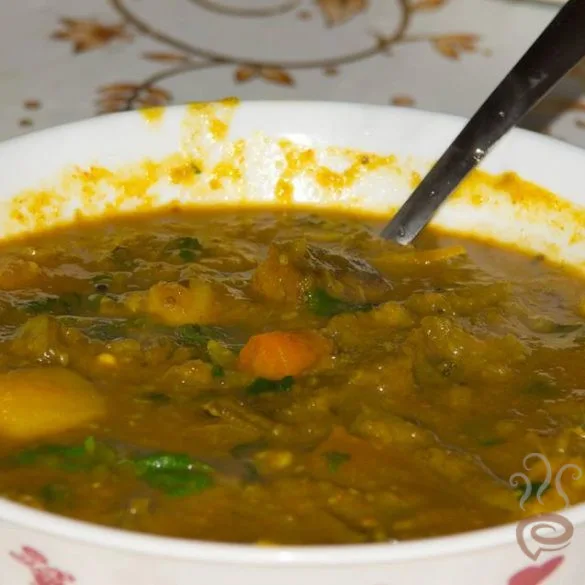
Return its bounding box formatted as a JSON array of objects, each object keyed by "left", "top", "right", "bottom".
[
  {"left": 51, "top": 17, "right": 130, "bottom": 53},
  {"left": 235, "top": 66, "right": 295, "bottom": 86},
  {"left": 432, "top": 34, "right": 479, "bottom": 60},
  {"left": 98, "top": 0, "right": 479, "bottom": 111},
  {"left": 317, "top": 0, "right": 368, "bottom": 26},
  {"left": 23, "top": 100, "right": 41, "bottom": 111},
  {"left": 143, "top": 52, "right": 191, "bottom": 63},
  {"left": 391, "top": 94, "right": 416, "bottom": 107},
  {"left": 97, "top": 83, "right": 173, "bottom": 114}
]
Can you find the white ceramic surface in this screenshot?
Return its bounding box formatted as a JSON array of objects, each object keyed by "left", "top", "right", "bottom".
[{"left": 1, "top": 101, "right": 585, "bottom": 585}]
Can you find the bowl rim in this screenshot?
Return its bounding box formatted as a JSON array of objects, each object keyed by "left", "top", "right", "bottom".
[{"left": 2, "top": 100, "right": 585, "bottom": 565}]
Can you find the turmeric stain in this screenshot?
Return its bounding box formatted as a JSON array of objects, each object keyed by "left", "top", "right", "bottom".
[
  {"left": 140, "top": 107, "right": 165, "bottom": 125},
  {"left": 275, "top": 179, "right": 294, "bottom": 203},
  {"left": 210, "top": 119, "right": 229, "bottom": 141},
  {"left": 169, "top": 161, "right": 202, "bottom": 185},
  {"left": 208, "top": 161, "right": 242, "bottom": 191}
]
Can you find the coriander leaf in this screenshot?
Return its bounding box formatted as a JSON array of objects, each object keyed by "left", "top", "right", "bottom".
[
  {"left": 134, "top": 453, "right": 213, "bottom": 474},
  {"left": 211, "top": 364, "right": 225, "bottom": 378},
  {"left": 133, "top": 452, "right": 214, "bottom": 497},
  {"left": 84, "top": 436, "right": 96, "bottom": 455},
  {"left": 25, "top": 293, "right": 84, "bottom": 316},
  {"left": 15, "top": 443, "right": 89, "bottom": 471},
  {"left": 140, "top": 469, "right": 213, "bottom": 496},
  {"left": 246, "top": 376, "right": 294, "bottom": 396},
  {"left": 306, "top": 288, "right": 373, "bottom": 317},
  {"left": 522, "top": 376, "right": 558, "bottom": 398},
  {"left": 135, "top": 391, "right": 172, "bottom": 405},
  {"left": 85, "top": 319, "right": 128, "bottom": 341},
  {"left": 176, "top": 324, "right": 221, "bottom": 346},
  {"left": 175, "top": 324, "right": 243, "bottom": 352},
  {"left": 13, "top": 438, "right": 117, "bottom": 472},
  {"left": 516, "top": 481, "right": 551, "bottom": 502},
  {"left": 40, "top": 482, "right": 72, "bottom": 507},
  {"left": 323, "top": 451, "right": 351, "bottom": 473},
  {"left": 91, "top": 273, "right": 114, "bottom": 285},
  {"left": 110, "top": 246, "right": 134, "bottom": 269},
  {"left": 164, "top": 237, "right": 202, "bottom": 253},
  {"left": 179, "top": 249, "right": 196, "bottom": 262}
]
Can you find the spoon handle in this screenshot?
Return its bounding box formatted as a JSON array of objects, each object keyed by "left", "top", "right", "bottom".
[{"left": 381, "top": 0, "right": 585, "bottom": 245}]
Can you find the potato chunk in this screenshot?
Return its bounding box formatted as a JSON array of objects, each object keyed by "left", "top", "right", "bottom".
[
  {"left": 0, "top": 367, "right": 105, "bottom": 441},
  {"left": 147, "top": 281, "right": 216, "bottom": 326}
]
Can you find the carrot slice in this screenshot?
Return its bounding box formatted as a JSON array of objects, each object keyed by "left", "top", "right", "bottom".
[{"left": 239, "top": 330, "right": 332, "bottom": 380}]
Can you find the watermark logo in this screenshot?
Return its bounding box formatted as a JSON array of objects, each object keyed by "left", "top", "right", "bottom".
[{"left": 509, "top": 453, "right": 582, "bottom": 560}]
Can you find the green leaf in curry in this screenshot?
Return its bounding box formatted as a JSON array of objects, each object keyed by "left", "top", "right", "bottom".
[
  {"left": 133, "top": 453, "right": 213, "bottom": 474},
  {"left": 175, "top": 324, "right": 244, "bottom": 352},
  {"left": 13, "top": 437, "right": 117, "bottom": 473},
  {"left": 135, "top": 391, "right": 172, "bottom": 405},
  {"left": 133, "top": 453, "right": 214, "bottom": 497},
  {"left": 139, "top": 469, "right": 213, "bottom": 496},
  {"left": 211, "top": 364, "right": 225, "bottom": 378},
  {"left": 246, "top": 376, "right": 294, "bottom": 396},
  {"left": 85, "top": 318, "right": 128, "bottom": 342},
  {"left": 110, "top": 245, "right": 134, "bottom": 269},
  {"left": 163, "top": 237, "right": 202, "bottom": 264},
  {"left": 40, "top": 482, "right": 72, "bottom": 507},
  {"left": 522, "top": 376, "right": 559, "bottom": 398},
  {"left": 323, "top": 451, "right": 351, "bottom": 472},
  {"left": 305, "top": 288, "right": 373, "bottom": 317},
  {"left": 15, "top": 442, "right": 92, "bottom": 471},
  {"left": 25, "top": 292, "right": 84, "bottom": 316},
  {"left": 164, "top": 237, "right": 202, "bottom": 253},
  {"left": 515, "top": 481, "right": 551, "bottom": 502}
]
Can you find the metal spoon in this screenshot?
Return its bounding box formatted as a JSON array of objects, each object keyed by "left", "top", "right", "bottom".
[{"left": 381, "top": 0, "right": 585, "bottom": 246}]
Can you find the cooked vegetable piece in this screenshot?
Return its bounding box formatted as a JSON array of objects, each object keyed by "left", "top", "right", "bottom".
[
  {"left": 251, "top": 243, "right": 306, "bottom": 303},
  {"left": 239, "top": 330, "right": 333, "bottom": 380},
  {"left": 147, "top": 281, "right": 216, "bottom": 326},
  {"left": 0, "top": 367, "right": 105, "bottom": 440}
]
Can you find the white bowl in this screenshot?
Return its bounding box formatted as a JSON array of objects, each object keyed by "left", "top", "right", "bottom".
[{"left": 1, "top": 100, "right": 585, "bottom": 585}]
